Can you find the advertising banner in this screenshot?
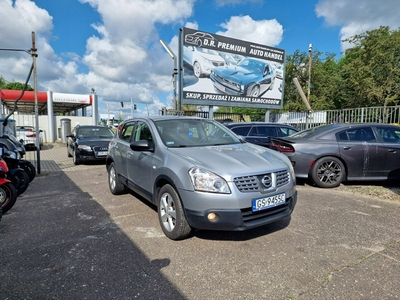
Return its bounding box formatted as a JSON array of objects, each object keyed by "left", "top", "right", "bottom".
[
  {"left": 53, "top": 93, "right": 91, "bottom": 104},
  {"left": 182, "top": 27, "right": 285, "bottom": 109}
]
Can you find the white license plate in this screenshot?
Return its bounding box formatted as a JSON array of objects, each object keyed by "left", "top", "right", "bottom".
[
  {"left": 252, "top": 192, "right": 286, "bottom": 212},
  {"left": 96, "top": 151, "right": 108, "bottom": 156},
  {"left": 214, "top": 81, "right": 226, "bottom": 92}
]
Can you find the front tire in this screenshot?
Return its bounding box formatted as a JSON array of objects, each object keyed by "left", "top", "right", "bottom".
[
  {"left": 310, "top": 156, "right": 345, "bottom": 188},
  {"left": 247, "top": 85, "right": 260, "bottom": 97},
  {"left": 157, "top": 184, "right": 192, "bottom": 240},
  {"left": 0, "top": 182, "right": 18, "bottom": 213},
  {"left": 193, "top": 61, "right": 202, "bottom": 78},
  {"left": 11, "top": 170, "right": 30, "bottom": 195},
  {"left": 108, "top": 162, "right": 126, "bottom": 195},
  {"left": 73, "top": 149, "right": 80, "bottom": 165},
  {"left": 20, "top": 161, "right": 36, "bottom": 182}
]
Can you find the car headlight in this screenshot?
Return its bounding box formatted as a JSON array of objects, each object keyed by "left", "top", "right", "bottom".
[
  {"left": 189, "top": 167, "right": 231, "bottom": 194},
  {"left": 7, "top": 150, "right": 17, "bottom": 160},
  {"left": 77, "top": 145, "right": 92, "bottom": 151}
]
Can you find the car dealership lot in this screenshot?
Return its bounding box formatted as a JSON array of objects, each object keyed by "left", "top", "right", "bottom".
[{"left": 1, "top": 144, "right": 400, "bottom": 299}]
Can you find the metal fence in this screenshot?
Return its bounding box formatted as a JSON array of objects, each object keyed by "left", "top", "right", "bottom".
[
  {"left": 160, "top": 105, "right": 400, "bottom": 129},
  {"left": 270, "top": 106, "right": 400, "bottom": 129}
]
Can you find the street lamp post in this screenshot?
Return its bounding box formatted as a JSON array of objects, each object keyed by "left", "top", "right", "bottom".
[{"left": 159, "top": 39, "right": 178, "bottom": 111}]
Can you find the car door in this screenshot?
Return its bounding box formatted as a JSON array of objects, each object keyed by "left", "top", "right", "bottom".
[
  {"left": 112, "top": 121, "right": 136, "bottom": 181},
  {"left": 246, "top": 125, "right": 278, "bottom": 147},
  {"left": 375, "top": 125, "right": 400, "bottom": 178},
  {"left": 337, "top": 126, "right": 386, "bottom": 179},
  {"left": 127, "top": 121, "right": 155, "bottom": 193}
]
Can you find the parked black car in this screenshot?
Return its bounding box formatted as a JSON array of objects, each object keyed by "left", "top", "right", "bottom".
[
  {"left": 210, "top": 57, "right": 276, "bottom": 97},
  {"left": 224, "top": 122, "right": 298, "bottom": 148},
  {"left": 67, "top": 125, "right": 115, "bottom": 165},
  {"left": 269, "top": 123, "right": 400, "bottom": 188}
]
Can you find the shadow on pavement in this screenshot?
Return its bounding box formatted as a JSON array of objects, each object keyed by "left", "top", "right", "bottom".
[{"left": 0, "top": 172, "right": 186, "bottom": 299}]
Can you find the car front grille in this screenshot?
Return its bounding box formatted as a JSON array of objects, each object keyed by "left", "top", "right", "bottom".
[
  {"left": 212, "top": 61, "right": 225, "bottom": 67},
  {"left": 213, "top": 74, "right": 240, "bottom": 91},
  {"left": 233, "top": 169, "right": 290, "bottom": 192}
]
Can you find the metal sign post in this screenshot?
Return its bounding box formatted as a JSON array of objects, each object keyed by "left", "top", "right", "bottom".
[{"left": 31, "top": 32, "right": 41, "bottom": 174}]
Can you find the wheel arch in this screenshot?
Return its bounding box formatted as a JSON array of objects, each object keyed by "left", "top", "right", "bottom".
[{"left": 153, "top": 174, "right": 182, "bottom": 206}]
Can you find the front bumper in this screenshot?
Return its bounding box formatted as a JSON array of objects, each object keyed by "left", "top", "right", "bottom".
[{"left": 184, "top": 191, "right": 297, "bottom": 231}]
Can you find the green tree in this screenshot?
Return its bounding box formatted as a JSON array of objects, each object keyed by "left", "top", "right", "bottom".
[
  {"left": 282, "top": 50, "right": 340, "bottom": 112},
  {"left": 0, "top": 75, "right": 6, "bottom": 88},
  {"left": 2, "top": 81, "right": 34, "bottom": 91},
  {"left": 340, "top": 26, "right": 400, "bottom": 116}
]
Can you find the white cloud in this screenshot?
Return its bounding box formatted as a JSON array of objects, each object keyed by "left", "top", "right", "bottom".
[
  {"left": 316, "top": 0, "right": 400, "bottom": 50},
  {"left": 216, "top": 15, "right": 283, "bottom": 46}
]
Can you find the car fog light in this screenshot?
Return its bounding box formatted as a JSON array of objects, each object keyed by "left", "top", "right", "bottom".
[{"left": 207, "top": 212, "right": 219, "bottom": 222}]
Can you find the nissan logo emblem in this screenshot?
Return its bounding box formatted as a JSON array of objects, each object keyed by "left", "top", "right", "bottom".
[{"left": 261, "top": 175, "right": 272, "bottom": 188}]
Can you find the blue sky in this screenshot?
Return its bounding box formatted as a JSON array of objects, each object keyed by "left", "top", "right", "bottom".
[{"left": 1, "top": 0, "right": 400, "bottom": 118}]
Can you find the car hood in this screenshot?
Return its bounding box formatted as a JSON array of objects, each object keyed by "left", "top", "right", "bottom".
[
  {"left": 168, "top": 143, "right": 291, "bottom": 180},
  {"left": 200, "top": 53, "right": 225, "bottom": 63},
  {"left": 213, "top": 66, "right": 258, "bottom": 84}
]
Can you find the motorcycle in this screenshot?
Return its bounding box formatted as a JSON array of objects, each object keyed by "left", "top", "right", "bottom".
[
  {"left": 0, "top": 141, "right": 30, "bottom": 195},
  {"left": 1, "top": 134, "right": 36, "bottom": 182},
  {"left": 0, "top": 155, "right": 18, "bottom": 214}
]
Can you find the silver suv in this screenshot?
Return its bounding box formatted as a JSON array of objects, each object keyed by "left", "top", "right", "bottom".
[{"left": 106, "top": 116, "right": 297, "bottom": 240}]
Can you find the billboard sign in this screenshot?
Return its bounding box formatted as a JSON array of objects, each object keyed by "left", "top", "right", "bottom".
[{"left": 181, "top": 27, "right": 285, "bottom": 109}]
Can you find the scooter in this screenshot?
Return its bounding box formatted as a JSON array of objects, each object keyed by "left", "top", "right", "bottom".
[{"left": 0, "top": 155, "right": 18, "bottom": 214}]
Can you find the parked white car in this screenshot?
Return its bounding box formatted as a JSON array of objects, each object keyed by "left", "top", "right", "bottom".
[
  {"left": 183, "top": 45, "right": 225, "bottom": 78},
  {"left": 16, "top": 126, "right": 43, "bottom": 149}
]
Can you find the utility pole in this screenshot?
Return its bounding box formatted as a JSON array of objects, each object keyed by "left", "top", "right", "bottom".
[
  {"left": 130, "top": 97, "right": 133, "bottom": 118},
  {"left": 307, "top": 43, "right": 313, "bottom": 103},
  {"left": 107, "top": 102, "right": 110, "bottom": 126},
  {"left": 32, "top": 32, "right": 41, "bottom": 174}
]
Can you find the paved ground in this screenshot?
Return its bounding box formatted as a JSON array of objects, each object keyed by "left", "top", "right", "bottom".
[{"left": 1, "top": 143, "right": 400, "bottom": 299}]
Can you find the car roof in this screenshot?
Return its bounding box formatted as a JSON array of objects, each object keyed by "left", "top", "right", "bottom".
[
  {"left": 224, "top": 122, "right": 297, "bottom": 128},
  {"left": 120, "top": 116, "right": 209, "bottom": 124}
]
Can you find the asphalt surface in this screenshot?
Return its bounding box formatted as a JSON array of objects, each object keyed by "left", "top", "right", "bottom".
[{"left": 1, "top": 143, "right": 400, "bottom": 299}]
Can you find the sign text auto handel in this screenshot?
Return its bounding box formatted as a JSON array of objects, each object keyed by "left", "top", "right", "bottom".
[
  {"left": 183, "top": 27, "right": 285, "bottom": 63},
  {"left": 184, "top": 92, "right": 281, "bottom": 105}
]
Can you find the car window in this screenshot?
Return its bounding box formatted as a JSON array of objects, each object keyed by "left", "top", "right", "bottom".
[
  {"left": 249, "top": 126, "right": 277, "bottom": 137},
  {"left": 156, "top": 119, "right": 239, "bottom": 147},
  {"left": 230, "top": 126, "right": 251, "bottom": 136},
  {"left": 279, "top": 127, "right": 298, "bottom": 137},
  {"left": 120, "top": 123, "right": 135, "bottom": 141},
  {"left": 376, "top": 126, "right": 400, "bottom": 143},
  {"left": 133, "top": 122, "right": 153, "bottom": 146},
  {"left": 78, "top": 127, "right": 114, "bottom": 138},
  {"left": 337, "top": 127, "right": 376, "bottom": 142}
]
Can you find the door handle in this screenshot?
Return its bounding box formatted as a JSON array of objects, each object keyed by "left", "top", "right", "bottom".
[
  {"left": 388, "top": 149, "right": 397, "bottom": 153},
  {"left": 342, "top": 146, "right": 351, "bottom": 150}
]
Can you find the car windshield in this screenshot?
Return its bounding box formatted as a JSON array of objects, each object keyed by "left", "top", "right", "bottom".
[
  {"left": 78, "top": 127, "right": 114, "bottom": 138},
  {"left": 155, "top": 119, "right": 241, "bottom": 148},
  {"left": 238, "top": 58, "right": 265, "bottom": 72}
]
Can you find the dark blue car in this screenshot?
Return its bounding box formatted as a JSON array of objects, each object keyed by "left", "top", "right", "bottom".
[{"left": 210, "top": 57, "right": 276, "bottom": 97}]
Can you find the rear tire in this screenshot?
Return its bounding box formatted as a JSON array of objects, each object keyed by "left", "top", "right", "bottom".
[
  {"left": 157, "top": 184, "right": 192, "bottom": 240},
  {"left": 310, "top": 156, "right": 345, "bottom": 188},
  {"left": 0, "top": 182, "right": 18, "bottom": 213},
  {"left": 108, "top": 162, "right": 126, "bottom": 195}
]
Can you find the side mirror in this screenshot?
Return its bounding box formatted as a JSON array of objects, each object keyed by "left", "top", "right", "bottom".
[{"left": 130, "top": 140, "right": 154, "bottom": 152}]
